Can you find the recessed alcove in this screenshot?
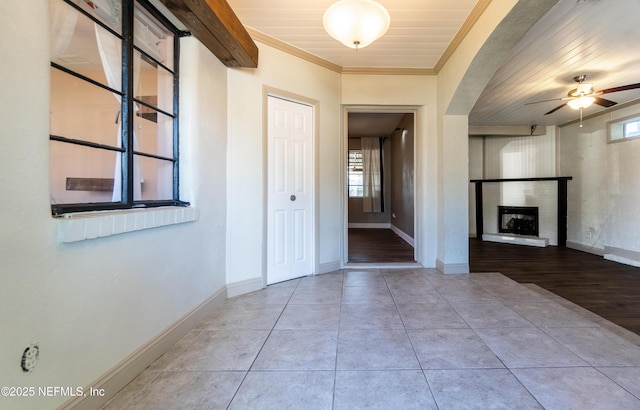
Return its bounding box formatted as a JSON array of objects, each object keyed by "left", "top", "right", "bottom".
[{"left": 471, "top": 177, "right": 572, "bottom": 247}]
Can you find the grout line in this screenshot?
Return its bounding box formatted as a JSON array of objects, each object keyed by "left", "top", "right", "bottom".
[{"left": 224, "top": 280, "right": 298, "bottom": 408}]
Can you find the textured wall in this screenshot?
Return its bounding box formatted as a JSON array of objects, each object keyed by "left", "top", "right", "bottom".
[
  {"left": 0, "top": 2, "right": 229, "bottom": 406},
  {"left": 560, "top": 103, "right": 640, "bottom": 254}
]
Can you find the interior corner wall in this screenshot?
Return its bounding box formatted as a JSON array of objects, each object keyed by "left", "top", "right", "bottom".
[
  {"left": 0, "top": 2, "right": 228, "bottom": 408},
  {"left": 390, "top": 113, "right": 415, "bottom": 239},
  {"left": 559, "top": 102, "right": 640, "bottom": 256},
  {"left": 226, "top": 42, "right": 342, "bottom": 282}
]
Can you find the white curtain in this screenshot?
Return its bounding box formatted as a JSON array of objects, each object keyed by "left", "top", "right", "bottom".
[
  {"left": 95, "top": 24, "right": 142, "bottom": 201},
  {"left": 362, "top": 137, "right": 382, "bottom": 213},
  {"left": 50, "top": 0, "right": 78, "bottom": 59}
]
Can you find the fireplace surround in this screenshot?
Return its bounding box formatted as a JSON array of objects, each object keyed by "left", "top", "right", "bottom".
[{"left": 470, "top": 176, "right": 572, "bottom": 246}]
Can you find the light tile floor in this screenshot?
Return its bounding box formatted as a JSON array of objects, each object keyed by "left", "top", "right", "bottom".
[{"left": 103, "top": 269, "right": 640, "bottom": 409}]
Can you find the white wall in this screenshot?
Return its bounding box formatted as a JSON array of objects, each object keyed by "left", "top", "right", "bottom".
[
  {"left": 226, "top": 42, "right": 342, "bottom": 284},
  {"left": 0, "top": 1, "right": 228, "bottom": 408},
  {"left": 342, "top": 75, "right": 438, "bottom": 266},
  {"left": 560, "top": 103, "right": 640, "bottom": 255},
  {"left": 468, "top": 133, "right": 559, "bottom": 244},
  {"left": 483, "top": 134, "right": 556, "bottom": 179},
  {"left": 468, "top": 136, "right": 484, "bottom": 236}
]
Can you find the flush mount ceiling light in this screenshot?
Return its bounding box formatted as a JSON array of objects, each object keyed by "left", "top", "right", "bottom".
[{"left": 323, "top": 0, "right": 390, "bottom": 50}]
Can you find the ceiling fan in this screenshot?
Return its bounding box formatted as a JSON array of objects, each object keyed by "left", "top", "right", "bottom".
[{"left": 526, "top": 75, "right": 640, "bottom": 126}]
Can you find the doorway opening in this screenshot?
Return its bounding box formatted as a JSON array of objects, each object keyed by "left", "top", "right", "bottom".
[{"left": 345, "top": 109, "right": 416, "bottom": 264}]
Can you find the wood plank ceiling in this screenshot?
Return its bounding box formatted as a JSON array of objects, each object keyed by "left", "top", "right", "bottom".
[
  {"left": 154, "top": 0, "right": 640, "bottom": 129},
  {"left": 470, "top": 0, "right": 640, "bottom": 127},
  {"left": 221, "top": 0, "right": 640, "bottom": 128},
  {"left": 225, "top": 0, "right": 481, "bottom": 72}
]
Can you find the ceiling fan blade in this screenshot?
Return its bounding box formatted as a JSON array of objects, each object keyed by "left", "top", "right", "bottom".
[
  {"left": 545, "top": 103, "right": 567, "bottom": 115},
  {"left": 593, "top": 97, "right": 617, "bottom": 108},
  {"left": 597, "top": 83, "right": 640, "bottom": 95},
  {"left": 525, "top": 98, "right": 563, "bottom": 105}
]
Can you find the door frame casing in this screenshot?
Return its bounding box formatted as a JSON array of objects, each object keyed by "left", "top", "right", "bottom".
[
  {"left": 263, "top": 86, "right": 319, "bottom": 286},
  {"left": 341, "top": 105, "right": 420, "bottom": 267}
]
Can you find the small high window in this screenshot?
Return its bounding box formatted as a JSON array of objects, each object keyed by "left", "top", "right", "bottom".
[
  {"left": 608, "top": 114, "right": 640, "bottom": 143},
  {"left": 49, "top": 0, "right": 187, "bottom": 215}
]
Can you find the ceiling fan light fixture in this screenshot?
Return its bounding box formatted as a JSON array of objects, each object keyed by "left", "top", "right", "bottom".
[
  {"left": 323, "top": 0, "right": 390, "bottom": 50},
  {"left": 567, "top": 96, "right": 595, "bottom": 110}
]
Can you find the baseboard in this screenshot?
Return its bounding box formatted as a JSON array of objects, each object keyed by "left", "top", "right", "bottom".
[
  {"left": 59, "top": 287, "right": 227, "bottom": 410},
  {"left": 226, "top": 276, "right": 264, "bottom": 298},
  {"left": 436, "top": 259, "right": 470, "bottom": 274},
  {"left": 348, "top": 223, "right": 391, "bottom": 228},
  {"left": 319, "top": 260, "right": 341, "bottom": 274},
  {"left": 566, "top": 241, "right": 605, "bottom": 256},
  {"left": 604, "top": 246, "right": 640, "bottom": 268},
  {"left": 390, "top": 224, "right": 414, "bottom": 247}
]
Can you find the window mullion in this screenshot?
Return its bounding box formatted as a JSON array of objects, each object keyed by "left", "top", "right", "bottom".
[
  {"left": 172, "top": 33, "right": 180, "bottom": 201},
  {"left": 121, "top": 0, "right": 135, "bottom": 204}
]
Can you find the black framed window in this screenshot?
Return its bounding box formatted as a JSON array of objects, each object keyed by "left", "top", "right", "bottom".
[{"left": 49, "top": 0, "right": 188, "bottom": 215}]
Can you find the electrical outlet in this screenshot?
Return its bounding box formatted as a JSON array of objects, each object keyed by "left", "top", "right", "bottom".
[{"left": 21, "top": 344, "right": 39, "bottom": 373}]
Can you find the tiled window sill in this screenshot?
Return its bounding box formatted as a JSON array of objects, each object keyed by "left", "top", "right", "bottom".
[{"left": 56, "top": 207, "right": 199, "bottom": 243}]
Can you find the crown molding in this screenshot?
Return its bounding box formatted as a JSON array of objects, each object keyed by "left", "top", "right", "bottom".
[
  {"left": 341, "top": 67, "right": 435, "bottom": 76},
  {"left": 245, "top": 0, "right": 493, "bottom": 76},
  {"left": 246, "top": 28, "right": 343, "bottom": 73},
  {"left": 246, "top": 28, "right": 434, "bottom": 76},
  {"left": 434, "top": 0, "right": 493, "bottom": 74}
]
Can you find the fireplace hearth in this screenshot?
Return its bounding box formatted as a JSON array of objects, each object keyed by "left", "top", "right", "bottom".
[{"left": 498, "top": 206, "right": 539, "bottom": 237}]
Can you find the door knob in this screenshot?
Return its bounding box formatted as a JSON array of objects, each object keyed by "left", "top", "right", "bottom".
[{"left": 290, "top": 195, "right": 296, "bottom": 201}]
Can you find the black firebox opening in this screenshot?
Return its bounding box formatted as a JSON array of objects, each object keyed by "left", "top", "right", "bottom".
[{"left": 498, "top": 206, "right": 539, "bottom": 237}]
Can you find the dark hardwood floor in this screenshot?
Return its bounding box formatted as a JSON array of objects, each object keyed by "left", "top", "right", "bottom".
[
  {"left": 348, "top": 228, "right": 415, "bottom": 263},
  {"left": 470, "top": 238, "right": 640, "bottom": 336}
]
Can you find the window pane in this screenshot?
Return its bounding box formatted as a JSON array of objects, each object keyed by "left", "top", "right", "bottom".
[
  {"left": 51, "top": 3, "right": 122, "bottom": 91},
  {"left": 134, "top": 110, "right": 174, "bottom": 158},
  {"left": 135, "top": 51, "right": 175, "bottom": 115},
  {"left": 349, "top": 186, "right": 363, "bottom": 197},
  {"left": 68, "top": 0, "right": 123, "bottom": 34},
  {"left": 136, "top": 156, "right": 174, "bottom": 201},
  {"left": 134, "top": 3, "right": 174, "bottom": 70},
  {"left": 348, "top": 171, "right": 363, "bottom": 198},
  {"left": 348, "top": 147, "right": 363, "bottom": 198},
  {"left": 50, "top": 68, "right": 121, "bottom": 147},
  {"left": 624, "top": 120, "right": 640, "bottom": 138},
  {"left": 50, "top": 141, "right": 119, "bottom": 205}
]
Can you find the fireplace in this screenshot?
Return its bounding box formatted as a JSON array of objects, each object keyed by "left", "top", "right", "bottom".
[{"left": 498, "top": 206, "right": 539, "bottom": 237}]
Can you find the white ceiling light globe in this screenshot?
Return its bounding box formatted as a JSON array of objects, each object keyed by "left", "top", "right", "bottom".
[{"left": 323, "top": 0, "right": 391, "bottom": 49}]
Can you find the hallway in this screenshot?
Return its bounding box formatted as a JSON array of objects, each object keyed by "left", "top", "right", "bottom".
[
  {"left": 348, "top": 228, "right": 414, "bottom": 263},
  {"left": 104, "top": 268, "right": 640, "bottom": 409}
]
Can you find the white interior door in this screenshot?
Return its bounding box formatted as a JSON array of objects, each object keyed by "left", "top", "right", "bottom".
[{"left": 267, "top": 96, "right": 314, "bottom": 284}]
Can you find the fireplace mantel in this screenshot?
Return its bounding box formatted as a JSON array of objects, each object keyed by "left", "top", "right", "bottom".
[
  {"left": 470, "top": 177, "right": 573, "bottom": 183},
  {"left": 470, "top": 177, "right": 573, "bottom": 246}
]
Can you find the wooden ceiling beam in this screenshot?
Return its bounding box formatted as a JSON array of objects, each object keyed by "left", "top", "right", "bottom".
[{"left": 159, "top": 0, "right": 258, "bottom": 68}]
